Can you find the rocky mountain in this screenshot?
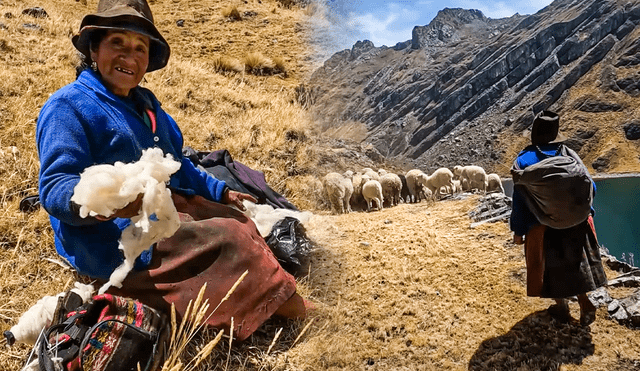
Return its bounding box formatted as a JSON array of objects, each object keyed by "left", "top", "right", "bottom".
[{"left": 305, "top": 0, "right": 640, "bottom": 176}]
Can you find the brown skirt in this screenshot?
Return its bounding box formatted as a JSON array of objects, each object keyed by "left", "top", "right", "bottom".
[
  {"left": 524, "top": 216, "right": 607, "bottom": 299},
  {"left": 524, "top": 224, "right": 546, "bottom": 297},
  {"left": 106, "top": 193, "right": 297, "bottom": 341}
]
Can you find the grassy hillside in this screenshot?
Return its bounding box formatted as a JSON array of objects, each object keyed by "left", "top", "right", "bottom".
[{"left": 1, "top": 0, "right": 639, "bottom": 370}]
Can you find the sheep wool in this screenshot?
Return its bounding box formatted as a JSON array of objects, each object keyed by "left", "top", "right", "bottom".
[
  {"left": 6, "top": 282, "right": 94, "bottom": 345},
  {"left": 71, "top": 147, "right": 182, "bottom": 294},
  {"left": 242, "top": 200, "right": 313, "bottom": 237}
]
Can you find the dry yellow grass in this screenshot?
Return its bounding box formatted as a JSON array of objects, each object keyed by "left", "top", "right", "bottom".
[{"left": 1, "top": 0, "right": 639, "bottom": 370}]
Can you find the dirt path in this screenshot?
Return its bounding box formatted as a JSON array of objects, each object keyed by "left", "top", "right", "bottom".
[{"left": 287, "top": 195, "right": 640, "bottom": 370}]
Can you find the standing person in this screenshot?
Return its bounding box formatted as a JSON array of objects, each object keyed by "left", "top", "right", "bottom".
[
  {"left": 36, "top": 0, "right": 312, "bottom": 341},
  {"left": 510, "top": 110, "right": 607, "bottom": 326}
]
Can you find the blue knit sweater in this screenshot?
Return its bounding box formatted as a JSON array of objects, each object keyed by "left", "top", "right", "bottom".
[{"left": 36, "top": 69, "right": 227, "bottom": 280}]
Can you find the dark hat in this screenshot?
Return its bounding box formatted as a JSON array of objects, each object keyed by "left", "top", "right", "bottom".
[
  {"left": 530, "top": 110, "right": 567, "bottom": 145},
  {"left": 72, "top": 0, "right": 170, "bottom": 72}
]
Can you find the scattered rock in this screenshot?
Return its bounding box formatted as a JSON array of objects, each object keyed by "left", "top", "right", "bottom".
[
  {"left": 22, "top": 23, "right": 41, "bottom": 30},
  {"left": 603, "top": 251, "right": 637, "bottom": 273},
  {"left": 616, "top": 73, "right": 640, "bottom": 96},
  {"left": 592, "top": 150, "right": 615, "bottom": 172},
  {"left": 21, "top": 7, "right": 48, "bottom": 18},
  {"left": 363, "top": 143, "right": 384, "bottom": 163},
  {"left": 623, "top": 121, "right": 640, "bottom": 140},
  {"left": 607, "top": 289, "right": 640, "bottom": 328},
  {"left": 588, "top": 287, "right": 612, "bottom": 307},
  {"left": 469, "top": 193, "right": 511, "bottom": 224},
  {"left": 176, "top": 19, "right": 185, "bottom": 27},
  {"left": 574, "top": 99, "right": 623, "bottom": 112},
  {"left": 607, "top": 269, "right": 640, "bottom": 288}
]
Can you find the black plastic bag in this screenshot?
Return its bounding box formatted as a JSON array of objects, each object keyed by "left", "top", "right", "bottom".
[
  {"left": 19, "top": 195, "right": 40, "bottom": 213},
  {"left": 265, "top": 217, "right": 312, "bottom": 277}
]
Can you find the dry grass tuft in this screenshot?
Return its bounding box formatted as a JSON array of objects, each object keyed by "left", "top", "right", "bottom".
[
  {"left": 161, "top": 272, "right": 247, "bottom": 371},
  {"left": 243, "top": 51, "right": 283, "bottom": 76},
  {"left": 211, "top": 56, "right": 244, "bottom": 74},
  {"left": 272, "top": 56, "right": 287, "bottom": 75},
  {"left": 276, "top": 0, "right": 296, "bottom": 9},
  {"left": 221, "top": 5, "right": 242, "bottom": 21}
]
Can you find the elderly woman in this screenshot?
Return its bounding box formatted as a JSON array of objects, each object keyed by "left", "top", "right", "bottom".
[
  {"left": 510, "top": 111, "right": 606, "bottom": 326},
  {"left": 36, "top": 0, "right": 311, "bottom": 341}
]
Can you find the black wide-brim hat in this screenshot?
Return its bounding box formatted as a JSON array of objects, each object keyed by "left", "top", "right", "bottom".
[
  {"left": 72, "top": 0, "right": 170, "bottom": 72},
  {"left": 530, "top": 110, "right": 568, "bottom": 145}
]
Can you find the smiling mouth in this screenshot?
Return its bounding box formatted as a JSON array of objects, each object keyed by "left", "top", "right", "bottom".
[{"left": 115, "top": 67, "right": 134, "bottom": 75}]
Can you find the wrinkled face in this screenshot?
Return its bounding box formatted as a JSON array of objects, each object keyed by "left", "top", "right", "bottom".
[{"left": 91, "top": 30, "right": 150, "bottom": 97}]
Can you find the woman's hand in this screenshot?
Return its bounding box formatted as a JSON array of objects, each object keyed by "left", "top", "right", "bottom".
[
  {"left": 94, "top": 194, "right": 144, "bottom": 221},
  {"left": 222, "top": 189, "right": 257, "bottom": 211}
]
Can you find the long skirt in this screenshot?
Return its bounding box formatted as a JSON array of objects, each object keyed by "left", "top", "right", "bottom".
[
  {"left": 106, "top": 193, "right": 297, "bottom": 341},
  {"left": 524, "top": 216, "right": 607, "bottom": 298}
]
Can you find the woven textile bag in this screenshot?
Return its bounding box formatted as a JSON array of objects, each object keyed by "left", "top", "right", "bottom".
[
  {"left": 511, "top": 144, "right": 594, "bottom": 229},
  {"left": 38, "top": 293, "right": 169, "bottom": 371}
]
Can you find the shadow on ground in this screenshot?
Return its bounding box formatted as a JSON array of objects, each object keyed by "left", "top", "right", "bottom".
[{"left": 469, "top": 310, "right": 594, "bottom": 370}]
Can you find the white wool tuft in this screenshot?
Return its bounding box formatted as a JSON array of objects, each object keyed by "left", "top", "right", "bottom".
[
  {"left": 8, "top": 282, "right": 95, "bottom": 345},
  {"left": 71, "top": 148, "right": 182, "bottom": 294},
  {"left": 242, "top": 200, "right": 313, "bottom": 237}
]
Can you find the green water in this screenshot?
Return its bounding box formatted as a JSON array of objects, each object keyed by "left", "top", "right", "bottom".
[{"left": 592, "top": 177, "right": 640, "bottom": 267}]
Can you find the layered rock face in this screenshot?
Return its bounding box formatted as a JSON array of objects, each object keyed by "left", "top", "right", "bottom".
[{"left": 306, "top": 0, "right": 640, "bottom": 174}]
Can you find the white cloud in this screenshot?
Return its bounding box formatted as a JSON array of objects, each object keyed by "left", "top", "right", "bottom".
[
  {"left": 347, "top": 2, "right": 421, "bottom": 47},
  {"left": 454, "top": 0, "right": 553, "bottom": 18}
]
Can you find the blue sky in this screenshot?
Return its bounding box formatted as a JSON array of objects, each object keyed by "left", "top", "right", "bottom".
[{"left": 323, "top": 0, "right": 554, "bottom": 50}]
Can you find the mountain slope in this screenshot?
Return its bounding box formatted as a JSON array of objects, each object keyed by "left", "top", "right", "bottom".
[{"left": 307, "top": 0, "right": 640, "bottom": 176}]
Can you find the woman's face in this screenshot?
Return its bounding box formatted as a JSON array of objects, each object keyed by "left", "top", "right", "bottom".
[{"left": 91, "top": 30, "right": 150, "bottom": 97}]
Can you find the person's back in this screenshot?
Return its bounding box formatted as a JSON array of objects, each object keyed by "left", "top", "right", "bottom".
[{"left": 509, "top": 110, "right": 606, "bottom": 326}]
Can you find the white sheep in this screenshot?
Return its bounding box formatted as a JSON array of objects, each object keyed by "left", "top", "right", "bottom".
[
  {"left": 405, "top": 169, "right": 428, "bottom": 203},
  {"left": 349, "top": 172, "right": 366, "bottom": 209},
  {"left": 323, "top": 172, "right": 353, "bottom": 214},
  {"left": 442, "top": 179, "right": 462, "bottom": 194},
  {"left": 439, "top": 182, "right": 461, "bottom": 196},
  {"left": 363, "top": 168, "right": 381, "bottom": 182},
  {"left": 486, "top": 173, "right": 505, "bottom": 194},
  {"left": 461, "top": 178, "right": 470, "bottom": 192},
  {"left": 418, "top": 167, "right": 454, "bottom": 200},
  {"left": 380, "top": 173, "right": 402, "bottom": 207},
  {"left": 453, "top": 165, "right": 487, "bottom": 193},
  {"left": 361, "top": 175, "right": 383, "bottom": 211}
]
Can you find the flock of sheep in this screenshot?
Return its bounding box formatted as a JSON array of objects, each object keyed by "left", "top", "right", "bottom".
[{"left": 322, "top": 165, "right": 505, "bottom": 214}]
